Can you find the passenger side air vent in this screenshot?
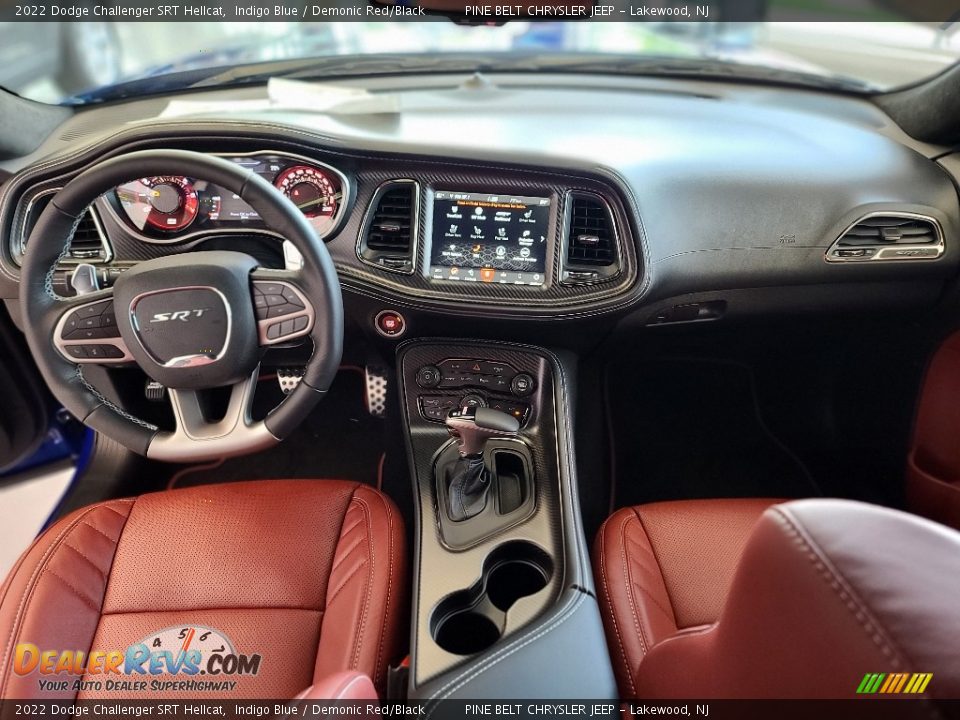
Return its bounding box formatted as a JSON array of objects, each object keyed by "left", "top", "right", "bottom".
[
  {"left": 17, "top": 194, "right": 111, "bottom": 266},
  {"left": 357, "top": 180, "right": 419, "bottom": 274},
  {"left": 560, "top": 192, "right": 621, "bottom": 284},
  {"left": 827, "top": 213, "right": 944, "bottom": 262}
]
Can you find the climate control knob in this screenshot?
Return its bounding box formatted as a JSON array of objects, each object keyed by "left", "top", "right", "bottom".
[
  {"left": 416, "top": 365, "right": 442, "bottom": 389},
  {"left": 511, "top": 372, "right": 535, "bottom": 397},
  {"left": 459, "top": 394, "right": 486, "bottom": 409}
]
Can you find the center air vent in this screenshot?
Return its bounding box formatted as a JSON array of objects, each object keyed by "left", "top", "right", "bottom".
[
  {"left": 560, "top": 192, "right": 621, "bottom": 284},
  {"left": 827, "top": 213, "right": 944, "bottom": 262},
  {"left": 18, "top": 194, "right": 110, "bottom": 265},
  {"left": 357, "top": 180, "right": 419, "bottom": 274}
]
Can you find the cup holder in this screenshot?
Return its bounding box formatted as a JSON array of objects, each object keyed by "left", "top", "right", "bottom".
[
  {"left": 430, "top": 541, "right": 553, "bottom": 656},
  {"left": 432, "top": 609, "right": 501, "bottom": 656},
  {"left": 486, "top": 557, "right": 550, "bottom": 611}
]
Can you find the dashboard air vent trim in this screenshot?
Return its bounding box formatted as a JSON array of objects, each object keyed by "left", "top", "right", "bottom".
[
  {"left": 17, "top": 189, "right": 112, "bottom": 266},
  {"left": 357, "top": 179, "right": 420, "bottom": 275},
  {"left": 826, "top": 211, "right": 944, "bottom": 263},
  {"left": 559, "top": 191, "right": 622, "bottom": 285}
]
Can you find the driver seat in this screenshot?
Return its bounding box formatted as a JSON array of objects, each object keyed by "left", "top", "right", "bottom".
[{"left": 0, "top": 479, "right": 406, "bottom": 699}]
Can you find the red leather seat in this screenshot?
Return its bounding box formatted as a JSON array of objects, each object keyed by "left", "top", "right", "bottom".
[
  {"left": 595, "top": 498, "right": 960, "bottom": 698},
  {"left": 0, "top": 479, "right": 406, "bottom": 699}
]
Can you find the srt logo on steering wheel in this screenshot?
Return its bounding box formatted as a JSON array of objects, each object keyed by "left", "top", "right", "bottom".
[{"left": 150, "top": 308, "right": 211, "bottom": 323}]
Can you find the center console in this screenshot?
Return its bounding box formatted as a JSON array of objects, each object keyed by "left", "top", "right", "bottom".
[{"left": 397, "top": 340, "right": 616, "bottom": 700}]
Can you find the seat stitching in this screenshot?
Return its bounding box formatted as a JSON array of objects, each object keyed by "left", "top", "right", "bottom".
[
  {"left": 0, "top": 501, "right": 131, "bottom": 697},
  {"left": 74, "top": 498, "right": 139, "bottom": 702},
  {"left": 100, "top": 503, "right": 134, "bottom": 522},
  {"left": 770, "top": 507, "right": 912, "bottom": 672},
  {"left": 350, "top": 494, "right": 375, "bottom": 671},
  {"left": 331, "top": 536, "right": 365, "bottom": 573},
  {"left": 631, "top": 577, "right": 677, "bottom": 623},
  {"left": 632, "top": 508, "right": 679, "bottom": 623},
  {"left": 339, "top": 515, "right": 364, "bottom": 540},
  {"left": 61, "top": 543, "right": 107, "bottom": 580},
  {"left": 619, "top": 513, "right": 651, "bottom": 658},
  {"left": 366, "top": 488, "right": 396, "bottom": 687},
  {"left": 325, "top": 557, "right": 368, "bottom": 607},
  {"left": 623, "top": 534, "right": 670, "bottom": 585},
  {"left": 44, "top": 569, "right": 101, "bottom": 612},
  {"left": 598, "top": 514, "right": 637, "bottom": 696},
  {"left": 101, "top": 606, "right": 325, "bottom": 616},
  {"left": 80, "top": 521, "right": 121, "bottom": 544}
]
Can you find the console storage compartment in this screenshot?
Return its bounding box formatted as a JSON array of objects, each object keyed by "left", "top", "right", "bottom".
[{"left": 434, "top": 439, "right": 536, "bottom": 548}]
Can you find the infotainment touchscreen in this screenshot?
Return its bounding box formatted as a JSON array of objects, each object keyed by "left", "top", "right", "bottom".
[{"left": 429, "top": 190, "right": 550, "bottom": 286}]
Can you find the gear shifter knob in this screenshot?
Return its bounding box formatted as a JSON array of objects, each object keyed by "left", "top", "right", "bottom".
[{"left": 445, "top": 406, "right": 520, "bottom": 457}]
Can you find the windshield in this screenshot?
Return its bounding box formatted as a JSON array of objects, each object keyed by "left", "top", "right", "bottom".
[{"left": 4, "top": 20, "right": 960, "bottom": 104}]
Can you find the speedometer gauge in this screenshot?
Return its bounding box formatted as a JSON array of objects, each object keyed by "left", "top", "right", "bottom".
[
  {"left": 116, "top": 176, "right": 199, "bottom": 232},
  {"left": 274, "top": 166, "right": 341, "bottom": 220}
]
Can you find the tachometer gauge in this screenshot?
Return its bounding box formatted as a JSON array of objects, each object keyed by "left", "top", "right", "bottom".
[
  {"left": 116, "top": 176, "right": 199, "bottom": 232},
  {"left": 274, "top": 165, "right": 341, "bottom": 220}
]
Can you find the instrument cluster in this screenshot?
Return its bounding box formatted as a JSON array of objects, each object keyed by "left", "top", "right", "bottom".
[{"left": 110, "top": 153, "right": 348, "bottom": 242}]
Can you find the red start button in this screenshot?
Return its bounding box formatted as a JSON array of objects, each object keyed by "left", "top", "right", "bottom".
[{"left": 375, "top": 310, "right": 406, "bottom": 338}]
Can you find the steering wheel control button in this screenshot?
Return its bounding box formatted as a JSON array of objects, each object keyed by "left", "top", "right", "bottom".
[
  {"left": 252, "top": 280, "right": 313, "bottom": 345},
  {"left": 374, "top": 310, "right": 406, "bottom": 338},
  {"left": 281, "top": 286, "right": 305, "bottom": 307},
  {"left": 60, "top": 299, "right": 122, "bottom": 340},
  {"left": 416, "top": 365, "right": 442, "bottom": 388},
  {"left": 57, "top": 299, "right": 132, "bottom": 364},
  {"left": 100, "top": 345, "right": 125, "bottom": 359},
  {"left": 77, "top": 303, "right": 105, "bottom": 318},
  {"left": 510, "top": 372, "right": 535, "bottom": 397}
]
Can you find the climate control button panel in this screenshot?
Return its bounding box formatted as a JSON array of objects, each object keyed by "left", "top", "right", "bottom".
[{"left": 415, "top": 357, "right": 535, "bottom": 424}]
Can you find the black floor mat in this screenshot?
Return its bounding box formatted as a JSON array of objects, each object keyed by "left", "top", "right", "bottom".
[
  {"left": 171, "top": 369, "right": 384, "bottom": 489},
  {"left": 607, "top": 358, "right": 819, "bottom": 510}
]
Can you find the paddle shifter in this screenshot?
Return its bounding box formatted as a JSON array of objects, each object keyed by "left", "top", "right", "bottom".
[{"left": 444, "top": 406, "right": 520, "bottom": 522}]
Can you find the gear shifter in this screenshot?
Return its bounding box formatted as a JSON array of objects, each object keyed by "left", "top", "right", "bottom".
[{"left": 444, "top": 406, "right": 520, "bottom": 522}]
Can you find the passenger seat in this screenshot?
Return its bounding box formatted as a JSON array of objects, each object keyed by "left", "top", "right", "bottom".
[{"left": 594, "top": 498, "right": 960, "bottom": 698}]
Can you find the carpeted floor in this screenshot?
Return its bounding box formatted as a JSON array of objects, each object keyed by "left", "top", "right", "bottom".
[{"left": 169, "top": 368, "right": 386, "bottom": 489}]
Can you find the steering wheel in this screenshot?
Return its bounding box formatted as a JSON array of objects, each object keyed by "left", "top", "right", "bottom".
[{"left": 19, "top": 150, "right": 343, "bottom": 463}]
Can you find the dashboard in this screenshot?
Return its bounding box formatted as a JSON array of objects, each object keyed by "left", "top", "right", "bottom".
[{"left": 1, "top": 73, "right": 959, "bottom": 330}]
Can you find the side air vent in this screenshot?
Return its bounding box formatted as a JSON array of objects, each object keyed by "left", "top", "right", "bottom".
[
  {"left": 560, "top": 192, "right": 621, "bottom": 284},
  {"left": 68, "top": 212, "right": 109, "bottom": 261},
  {"left": 827, "top": 213, "right": 944, "bottom": 262},
  {"left": 357, "top": 180, "right": 419, "bottom": 274},
  {"left": 17, "top": 193, "right": 111, "bottom": 266}
]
